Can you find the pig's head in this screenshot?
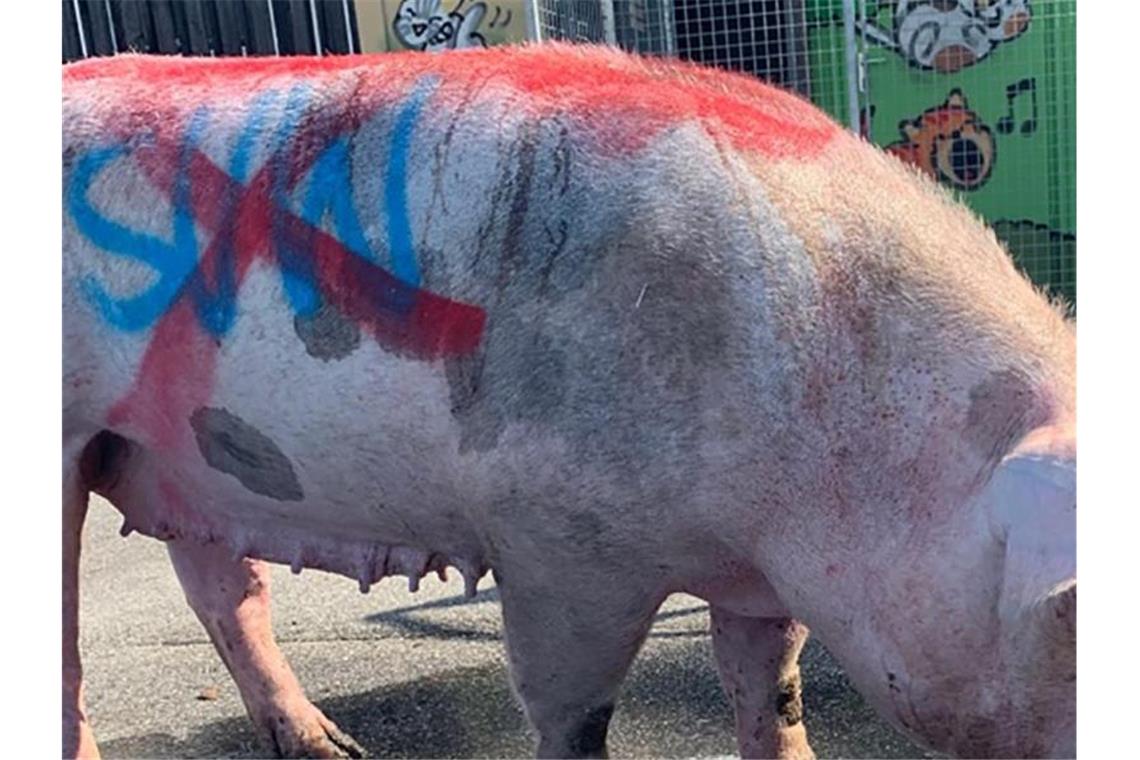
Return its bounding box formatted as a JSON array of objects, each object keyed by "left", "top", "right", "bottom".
[
  {"left": 970, "top": 427, "right": 1076, "bottom": 757},
  {"left": 851, "top": 425, "right": 1076, "bottom": 758}
]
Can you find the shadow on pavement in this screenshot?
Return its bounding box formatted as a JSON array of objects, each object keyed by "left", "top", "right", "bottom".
[
  {"left": 361, "top": 587, "right": 709, "bottom": 642},
  {"left": 99, "top": 637, "right": 936, "bottom": 759}
]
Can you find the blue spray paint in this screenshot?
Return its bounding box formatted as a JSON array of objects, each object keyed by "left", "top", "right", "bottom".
[
  {"left": 183, "top": 105, "right": 241, "bottom": 337},
  {"left": 300, "top": 138, "right": 374, "bottom": 264},
  {"left": 69, "top": 143, "right": 199, "bottom": 332},
  {"left": 270, "top": 84, "right": 322, "bottom": 318},
  {"left": 384, "top": 78, "right": 437, "bottom": 289},
  {"left": 69, "top": 77, "right": 441, "bottom": 337}
]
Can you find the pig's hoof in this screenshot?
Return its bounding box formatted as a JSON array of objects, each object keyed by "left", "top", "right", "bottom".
[{"left": 257, "top": 702, "right": 366, "bottom": 759}]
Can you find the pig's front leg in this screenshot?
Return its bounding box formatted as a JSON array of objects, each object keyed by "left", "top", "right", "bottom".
[
  {"left": 496, "top": 565, "right": 664, "bottom": 758},
  {"left": 710, "top": 607, "right": 814, "bottom": 760},
  {"left": 166, "top": 540, "right": 365, "bottom": 759}
]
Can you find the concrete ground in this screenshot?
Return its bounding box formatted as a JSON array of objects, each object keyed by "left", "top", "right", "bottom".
[{"left": 79, "top": 495, "right": 937, "bottom": 759}]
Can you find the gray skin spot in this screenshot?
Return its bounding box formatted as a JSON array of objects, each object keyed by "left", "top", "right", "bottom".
[
  {"left": 444, "top": 119, "right": 581, "bottom": 454},
  {"left": 445, "top": 132, "right": 734, "bottom": 468},
  {"left": 447, "top": 315, "right": 570, "bottom": 454},
  {"left": 566, "top": 703, "right": 614, "bottom": 758},
  {"left": 293, "top": 301, "right": 361, "bottom": 361},
  {"left": 965, "top": 368, "right": 1042, "bottom": 464},
  {"left": 190, "top": 407, "right": 304, "bottom": 502}
]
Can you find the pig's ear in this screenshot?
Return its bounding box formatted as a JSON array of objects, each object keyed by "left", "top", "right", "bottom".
[{"left": 982, "top": 430, "right": 1075, "bottom": 623}]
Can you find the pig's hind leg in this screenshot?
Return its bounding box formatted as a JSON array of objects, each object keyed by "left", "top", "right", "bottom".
[
  {"left": 710, "top": 606, "right": 814, "bottom": 760},
  {"left": 166, "top": 540, "right": 365, "bottom": 759},
  {"left": 496, "top": 567, "right": 664, "bottom": 758},
  {"left": 63, "top": 439, "right": 102, "bottom": 759}
]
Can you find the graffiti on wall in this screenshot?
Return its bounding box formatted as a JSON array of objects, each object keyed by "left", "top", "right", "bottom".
[
  {"left": 860, "top": 0, "right": 1033, "bottom": 73},
  {"left": 354, "top": 0, "right": 524, "bottom": 53},
  {"left": 994, "top": 77, "right": 1038, "bottom": 135},
  {"left": 67, "top": 78, "right": 486, "bottom": 360},
  {"left": 808, "top": 0, "right": 1073, "bottom": 305},
  {"left": 392, "top": 0, "right": 514, "bottom": 51},
  {"left": 885, "top": 89, "right": 996, "bottom": 191}
]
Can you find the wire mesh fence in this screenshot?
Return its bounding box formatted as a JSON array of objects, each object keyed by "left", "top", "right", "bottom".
[
  {"left": 856, "top": 0, "right": 1076, "bottom": 310},
  {"left": 529, "top": 0, "right": 615, "bottom": 43},
  {"left": 531, "top": 0, "right": 1076, "bottom": 309}
]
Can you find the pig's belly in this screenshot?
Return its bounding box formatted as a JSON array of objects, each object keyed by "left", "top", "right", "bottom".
[{"left": 98, "top": 271, "right": 493, "bottom": 592}]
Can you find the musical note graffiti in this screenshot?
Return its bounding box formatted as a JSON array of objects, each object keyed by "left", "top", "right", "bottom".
[{"left": 995, "top": 78, "right": 1038, "bottom": 136}]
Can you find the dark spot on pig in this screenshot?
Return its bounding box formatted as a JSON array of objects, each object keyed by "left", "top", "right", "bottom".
[
  {"left": 965, "top": 368, "right": 1042, "bottom": 464},
  {"left": 191, "top": 407, "right": 304, "bottom": 502},
  {"left": 775, "top": 673, "right": 803, "bottom": 727},
  {"left": 501, "top": 122, "right": 539, "bottom": 282},
  {"left": 446, "top": 351, "right": 486, "bottom": 416},
  {"left": 567, "top": 703, "right": 614, "bottom": 757},
  {"left": 293, "top": 302, "right": 361, "bottom": 361},
  {"left": 448, "top": 316, "right": 568, "bottom": 453}
]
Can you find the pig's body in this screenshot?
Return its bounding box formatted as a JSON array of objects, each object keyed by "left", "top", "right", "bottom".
[{"left": 63, "top": 45, "right": 1076, "bottom": 759}]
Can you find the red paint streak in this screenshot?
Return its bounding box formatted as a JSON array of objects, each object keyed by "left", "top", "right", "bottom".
[
  {"left": 497, "top": 48, "right": 839, "bottom": 157},
  {"left": 167, "top": 144, "right": 486, "bottom": 358},
  {"left": 66, "top": 44, "right": 839, "bottom": 160},
  {"left": 107, "top": 300, "right": 218, "bottom": 452}
]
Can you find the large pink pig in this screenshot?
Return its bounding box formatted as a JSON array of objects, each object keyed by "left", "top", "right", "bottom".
[{"left": 63, "top": 44, "right": 1075, "bottom": 759}]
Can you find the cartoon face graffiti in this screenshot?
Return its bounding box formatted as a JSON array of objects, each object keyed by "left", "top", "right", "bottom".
[
  {"left": 886, "top": 90, "right": 996, "bottom": 191},
  {"left": 866, "top": 0, "right": 1032, "bottom": 73},
  {"left": 393, "top": 0, "right": 488, "bottom": 51}
]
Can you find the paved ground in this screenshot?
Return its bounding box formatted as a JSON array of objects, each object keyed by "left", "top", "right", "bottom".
[{"left": 79, "top": 495, "right": 937, "bottom": 759}]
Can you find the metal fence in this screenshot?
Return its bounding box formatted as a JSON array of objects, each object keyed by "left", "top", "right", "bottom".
[
  {"left": 530, "top": 0, "right": 1077, "bottom": 309},
  {"left": 62, "top": 0, "right": 360, "bottom": 61}
]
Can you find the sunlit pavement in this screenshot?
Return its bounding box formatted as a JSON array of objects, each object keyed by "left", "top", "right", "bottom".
[{"left": 79, "top": 495, "right": 935, "bottom": 759}]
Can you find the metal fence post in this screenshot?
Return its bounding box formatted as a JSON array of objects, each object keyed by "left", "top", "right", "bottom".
[
  {"left": 600, "top": 0, "right": 617, "bottom": 46},
  {"left": 525, "top": 0, "right": 543, "bottom": 42},
  {"left": 842, "top": 0, "right": 860, "bottom": 133}
]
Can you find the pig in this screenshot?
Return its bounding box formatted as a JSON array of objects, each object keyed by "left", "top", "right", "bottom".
[{"left": 63, "top": 43, "right": 1075, "bottom": 759}]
